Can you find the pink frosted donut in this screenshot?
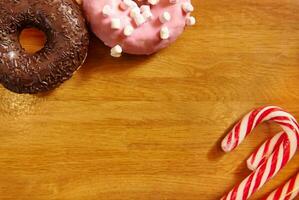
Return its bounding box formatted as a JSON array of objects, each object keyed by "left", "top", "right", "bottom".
[{"left": 83, "top": 0, "right": 196, "bottom": 57}]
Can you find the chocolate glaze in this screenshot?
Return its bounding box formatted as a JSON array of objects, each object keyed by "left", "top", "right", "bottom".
[{"left": 0, "top": 0, "right": 89, "bottom": 94}]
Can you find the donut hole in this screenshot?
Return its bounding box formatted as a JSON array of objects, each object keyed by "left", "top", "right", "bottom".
[{"left": 19, "top": 28, "right": 47, "bottom": 54}]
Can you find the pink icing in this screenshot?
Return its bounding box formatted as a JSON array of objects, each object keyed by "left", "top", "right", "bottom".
[{"left": 83, "top": 0, "right": 193, "bottom": 55}]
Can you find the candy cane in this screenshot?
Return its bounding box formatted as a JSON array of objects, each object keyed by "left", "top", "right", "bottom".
[
  {"left": 221, "top": 106, "right": 299, "bottom": 200},
  {"left": 264, "top": 172, "right": 299, "bottom": 200}
]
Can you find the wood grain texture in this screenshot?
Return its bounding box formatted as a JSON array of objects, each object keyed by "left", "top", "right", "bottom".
[{"left": 0, "top": 0, "right": 299, "bottom": 199}]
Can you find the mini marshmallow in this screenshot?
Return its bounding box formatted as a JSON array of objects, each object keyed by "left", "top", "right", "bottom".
[
  {"left": 134, "top": 14, "right": 146, "bottom": 26},
  {"left": 160, "top": 26, "right": 170, "bottom": 40},
  {"left": 124, "top": 25, "right": 134, "bottom": 36},
  {"left": 111, "top": 18, "right": 121, "bottom": 29},
  {"left": 130, "top": 7, "right": 141, "bottom": 18},
  {"left": 159, "top": 12, "right": 171, "bottom": 23},
  {"left": 129, "top": 1, "right": 138, "bottom": 8},
  {"left": 148, "top": 0, "right": 159, "bottom": 5},
  {"left": 119, "top": 0, "right": 133, "bottom": 10},
  {"left": 186, "top": 16, "right": 196, "bottom": 26},
  {"left": 140, "top": 5, "right": 150, "bottom": 12},
  {"left": 142, "top": 10, "right": 153, "bottom": 20},
  {"left": 102, "top": 5, "right": 112, "bottom": 17},
  {"left": 140, "top": 5, "right": 153, "bottom": 20},
  {"left": 111, "top": 45, "right": 123, "bottom": 57},
  {"left": 182, "top": 2, "right": 194, "bottom": 13},
  {"left": 111, "top": 53, "right": 121, "bottom": 58}
]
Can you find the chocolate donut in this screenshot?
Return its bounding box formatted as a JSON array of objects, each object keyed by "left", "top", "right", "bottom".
[{"left": 0, "top": 0, "right": 89, "bottom": 94}]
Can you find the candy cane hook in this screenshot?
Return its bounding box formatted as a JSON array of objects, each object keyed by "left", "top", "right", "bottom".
[{"left": 221, "top": 106, "right": 299, "bottom": 200}]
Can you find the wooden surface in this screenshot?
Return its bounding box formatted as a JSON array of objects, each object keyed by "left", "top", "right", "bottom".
[{"left": 0, "top": 0, "right": 299, "bottom": 199}]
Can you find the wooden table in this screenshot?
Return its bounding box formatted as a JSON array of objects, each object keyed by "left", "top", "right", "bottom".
[{"left": 0, "top": 0, "right": 298, "bottom": 199}]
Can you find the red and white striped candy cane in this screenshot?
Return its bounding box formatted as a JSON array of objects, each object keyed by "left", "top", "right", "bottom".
[
  {"left": 264, "top": 172, "right": 299, "bottom": 200},
  {"left": 221, "top": 106, "right": 299, "bottom": 200}
]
